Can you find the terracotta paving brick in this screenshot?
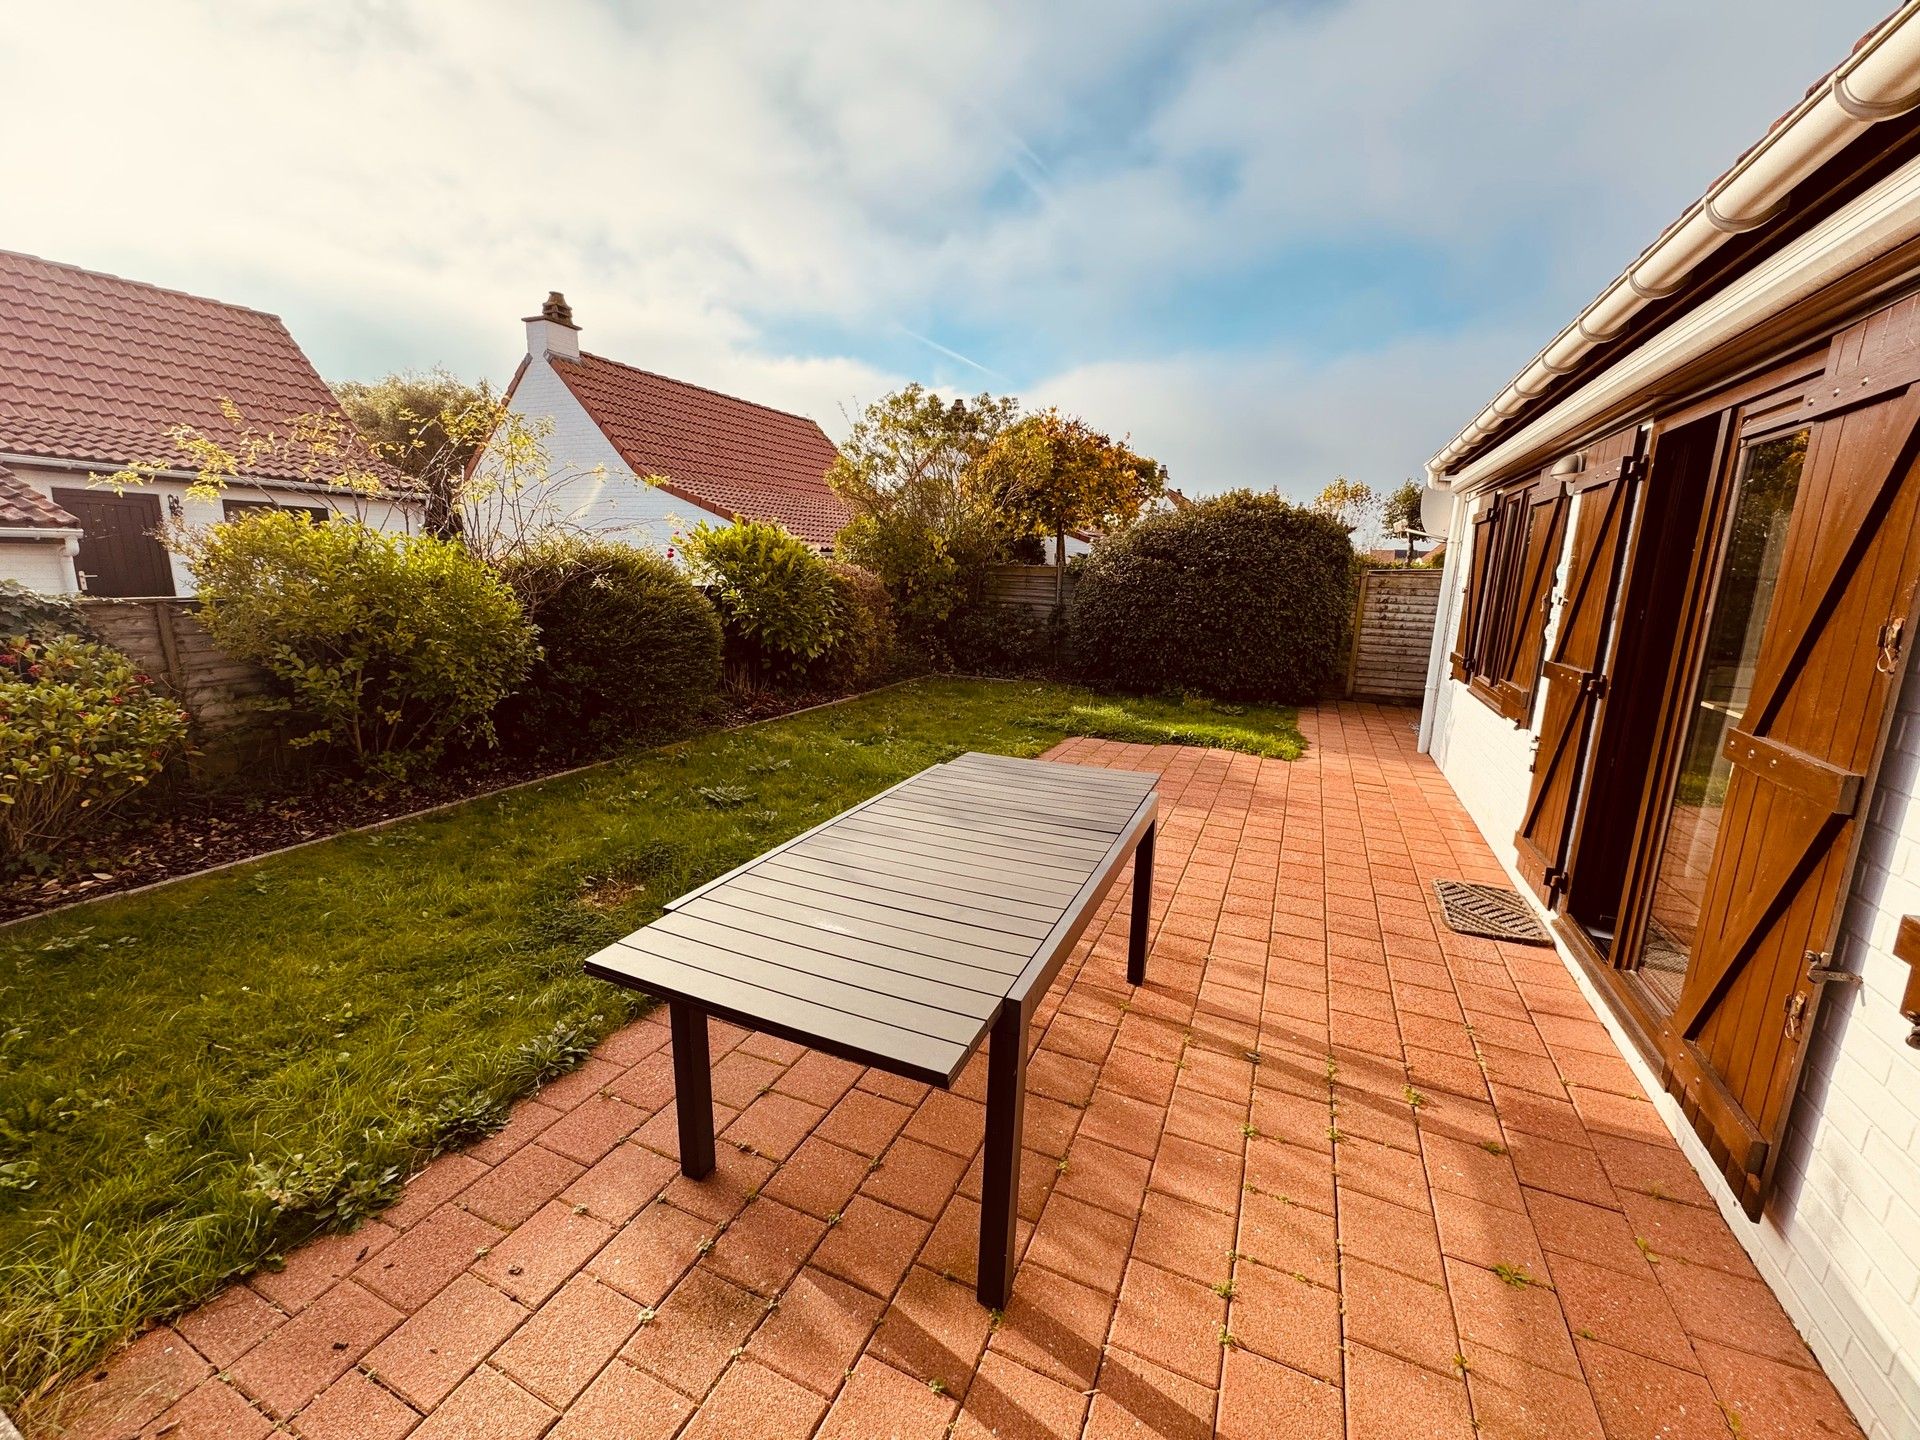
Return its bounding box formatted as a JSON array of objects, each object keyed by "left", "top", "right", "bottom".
[
  {"left": 1341, "top": 1256, "right": 1461, "bottom": 1376},
  {"left": 464, "top": 1105, "right": 560, "bottom": 1175},
  {"left": 953, "top": 1351, "right": 1090, "bottom": 1440},
  {"left": 1217, "top": 1347, "right": 1343, "bottom": 1440},
  {"left": 864, "top": 1134, "right": 973, "bottom": 1220},
  {"left": 455, "top": 1140, "right": 583, "bottom": 1228},
  {"left": 228, "top": 1281, "right": 402, "bottom": 1419},
  {"left": 1694, "top": 1336, "right": 1865, "bottom": 1439},
  {"left": 812, "top": 1085, "right": 914, "bottom": 1156},
  {"left": 405, "top": 1366, "right": 553, "bottom": 1440},
  {"left": 546, "top": 1359, "right": 690, "bottom": 1440},
  {"left": 816, "top": 1355, "right": 957, "bottom": 1440},
  {"left": 1464, "top": 1346, "right": 1606, "bottom": 1440},
  {"left": 251, "top": 1222, "right": 399, "bottom": 1314},
  {"left": 147, "top": 1377, "right": 273, "bottom": 1439},
  {"left": 678, "top": 1358, "right": 828, "bottom": 1440},
  {"left": 356, "top": 1205, "right": 502, "bottom": 1312},
  {"left": 1228, "top": 1262, "right": 1342, "bottom": 1384},
  {"left": 1086, "top": 1346, "right": 1218, "bottom": 1440},
  {"left": 1344, "top": 1343, "right": 1473, "bottom": 1440},
  {"left": 812, "top": 1195, "right": 930, "bottom": 1298},
  {"left": 559, "top": 1136, "right": 679, "bottom": 1225},
  {"left": 620, "top": 1268, "right": 767, "bottom": 1397},
  {"left": 472, "top": 1199, "right": 612, "bottom": 1307},
  {"left": 1578, "top": 1338, "right": 1732, "bottom": 1440},
  {"left": 291, "top": 1368, "right": 421, "bottom": 1440},
  {"left": 90, "top": 716, "right": 1870, "bottom": 1440},
  {"left": 361, "top": 1272, "right": 525, "bottom": 1410},
  {"left": 865, "top": 1263, "right": 991, "bottom": 1396},
  {"left": 585, "top": 1197, "right": 713, "bottom": 1305},
  {"left": 171, "top": 1282, "right": 285, "bottom": 1368},
  {"left": 1108, "top": 1260, "right": 1227, "bottom": 1388},
  {"left": 701, "top": 1195, "right": 827, "bottom": 1296},
  {"left": 490, "top": 1273, "right": 642, "bottom": 1409}
]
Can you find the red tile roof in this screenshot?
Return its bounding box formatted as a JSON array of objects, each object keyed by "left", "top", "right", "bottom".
[
  {"left": 0, "top": 250, "right": 409, "bottom": 492},
  {"left": 547, "top": 351, "right": 848, "bottom": 546},
  {"left": 0, "top": 462, "right": 78, "bottom": 530}
]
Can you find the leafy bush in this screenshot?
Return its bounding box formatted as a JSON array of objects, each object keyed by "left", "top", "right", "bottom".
[
  {"left": 1068, "top": 490, "right": 1356, "bottom": 700},
  {"left": 183, "top": 511, "right": 535, "bottom": 778},
  {"left": 0, "top": 635, "right": 188, "bottom": 869},
  {"left": 682, "top": 519, "right": 840, "bottom": 686},
  {"left": 946, "top": 601, "right": 1058, "bottom": 676},
  {"left": 498, "top": 541, "right": 721, "bottom": 752},
  {"left": 807, "top": 563, "right": 896, "bottom": 693},
  {"left": 0, "top": 580, "right": 94, "bottom": 644}
]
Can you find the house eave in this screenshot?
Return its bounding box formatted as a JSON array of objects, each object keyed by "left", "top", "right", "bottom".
[{"left": 1429, "top": 0, "right": 1920, "bottom": 486}]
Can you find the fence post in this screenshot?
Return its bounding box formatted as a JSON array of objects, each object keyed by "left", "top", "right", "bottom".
[{"left": 1344, "top": 569, "right": 1370, "bottom": 698}]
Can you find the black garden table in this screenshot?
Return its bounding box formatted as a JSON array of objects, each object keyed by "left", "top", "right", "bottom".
[{"left": 583, "top": 751, "right": 1158, "bottom": 1307}]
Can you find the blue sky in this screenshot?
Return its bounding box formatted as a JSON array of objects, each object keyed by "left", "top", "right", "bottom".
[{"left": 1, "top": 0, "right": 1895, "bottom": 499}]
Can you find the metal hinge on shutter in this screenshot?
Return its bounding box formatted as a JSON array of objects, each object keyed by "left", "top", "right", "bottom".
[{"left": 1805, "top": 951, "right": 1861, "bottom": 986}]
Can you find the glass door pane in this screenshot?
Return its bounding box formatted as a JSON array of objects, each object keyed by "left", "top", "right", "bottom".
[{"left": 1636, "top": 429, "right": 1806, "bottom": 1018}]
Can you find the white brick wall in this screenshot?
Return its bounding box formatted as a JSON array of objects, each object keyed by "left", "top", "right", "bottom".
[
  {"left": 467, "top": 354, "right": 720, "bottom": 553},
  {"left": 1421, "top": 488, "right": 1920, "bottom": 1440}
]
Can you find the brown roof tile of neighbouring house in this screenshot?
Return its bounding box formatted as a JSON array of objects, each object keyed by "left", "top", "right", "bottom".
[
  {"left": 548, "top": 352, "right": 848, "bottom": 546},
  {"left": 0, "top": 250, "right": 408, "bottom": 491},
  {"left": 0, "top": 462, "right": 78, "bottom": 529}
]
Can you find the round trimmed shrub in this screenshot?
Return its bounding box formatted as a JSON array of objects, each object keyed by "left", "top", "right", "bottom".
[
  {"left": 1067, "top": 490, "right": 1355, "bottom": 700},
  {"left": 184, "top": 511, "right": 536, "bottom": 778},
  {"left": 806, "top": 562, "right": 896, "bottom": 694},
  {"left": 499, "top": 542, "right": 721, "bottom": 752},
  {"left": 682, "top": 519, "right": 839, "bottom": 687}
]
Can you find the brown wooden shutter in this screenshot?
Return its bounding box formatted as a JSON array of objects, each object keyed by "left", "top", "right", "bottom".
[
  {"left": 1512, "top": 426, "right": 1643, "bottom": 904},
  {"left": 1662, "top": 298, "right": 1920, "bottom": 1216},
  {"left": 1487, "top": 476, "right": 1568, "bottom": 723},
  {"left": 1451, "top": 507, "right": 1498, "bottom": 680}
]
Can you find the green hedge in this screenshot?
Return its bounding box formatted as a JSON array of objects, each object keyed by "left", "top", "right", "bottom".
[
  {"left": 499, "top": 542, "right": 721, "bottom": 753},
  {"left": 1068, "top": 490, "right": 1355, "bottom": 700}
]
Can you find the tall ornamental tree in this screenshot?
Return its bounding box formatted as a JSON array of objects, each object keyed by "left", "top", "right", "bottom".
[
  {"left": 331, "top": 369, "right": 498, "bottom": 537},
  {"left": 977, "top": 410, "right": 1167, "bottom": 605},
  {"left": 1383, "top": 478, "right": 1424, "bottom": 564},
  {"left": 1312, "top": 476, "right": 1381, "bottom": 549},
  {"left": 827, "top": 383, "right": 1019, "bottom": 644}
]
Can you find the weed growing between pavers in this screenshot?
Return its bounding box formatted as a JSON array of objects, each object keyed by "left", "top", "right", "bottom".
[{"left": 0, "top": 678, "right": 1302, "bottom": 1411}]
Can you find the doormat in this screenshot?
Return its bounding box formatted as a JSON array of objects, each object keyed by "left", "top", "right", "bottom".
[{"left": 1432, "top": 879, "right": 1552, "bottom": 945}]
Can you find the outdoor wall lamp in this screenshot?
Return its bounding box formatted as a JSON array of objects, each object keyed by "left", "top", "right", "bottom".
[
  {"left": 1890, "top": 917, "right": 1920, "bottom": 1048},
  {"left": 167, "top": 495, "right": 184, "bottom": 520}
]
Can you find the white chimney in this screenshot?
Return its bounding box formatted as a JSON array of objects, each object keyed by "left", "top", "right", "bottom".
[{"left": 524, "top": 291, "right": 580, "bottom": 362}]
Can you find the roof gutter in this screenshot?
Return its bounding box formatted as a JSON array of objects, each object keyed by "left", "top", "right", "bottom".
[
  {"left": 1429, "top": 1, "right": 1920, "bottom": 484},
  {"left": 0, "top": 451, "right": 423, "bottom": 504},
  {"left": 0, "top": 526, "right": 82, "bottom": 541}
]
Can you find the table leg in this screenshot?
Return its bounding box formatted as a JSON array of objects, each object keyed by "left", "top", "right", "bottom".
[
  {"left": 669, "top": 999, "right": 715, "bottom": 1179},
  {"left": 977, "top": 1002, "right": 1027, "bottom": 1309},
  {"left": 1127, "top": 821, "right": 1155, "bottom": 986}
]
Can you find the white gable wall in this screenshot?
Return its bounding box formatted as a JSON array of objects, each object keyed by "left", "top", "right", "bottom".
[
  {"left": 1420, "top": 481, "right": 1920, "bottom": 1440},
  {"left": 468, "top": 354, "right": 719, "bottom": 554}
]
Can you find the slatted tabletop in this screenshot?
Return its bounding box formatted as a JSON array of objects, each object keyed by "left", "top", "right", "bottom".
[{"left": 584, "top": 752, "right": 1159, "bottom": 1086}]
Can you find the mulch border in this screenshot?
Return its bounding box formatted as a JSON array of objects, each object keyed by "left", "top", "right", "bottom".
[{"left": 0, "top": 675, "right": 930, "bottom": 932}]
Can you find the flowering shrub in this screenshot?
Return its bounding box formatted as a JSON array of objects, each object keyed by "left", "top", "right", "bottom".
[
  {"left": 183, "top": 511, "right": 536, "bottom": 779},
  {"left": 0, "top": 636, "right": 188, "bottom": 869}
]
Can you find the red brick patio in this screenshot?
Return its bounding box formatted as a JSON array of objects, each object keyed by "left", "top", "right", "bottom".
[{"left": 46, "top": 705, "right": 1865, "bottom": 1440}]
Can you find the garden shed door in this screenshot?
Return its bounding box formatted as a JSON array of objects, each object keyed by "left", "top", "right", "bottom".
[
  {"left": 1512, "top": 426, "right": 1642, "bottom": 905},
  {"left": 1661, "top": 300, "right": 1920, "bottom": 1215}
]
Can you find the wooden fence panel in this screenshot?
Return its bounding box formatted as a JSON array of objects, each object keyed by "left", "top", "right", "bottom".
[
  {"left": 985, "top": 563, "right": 1076, "bottom": 616},
  {"left": 1346, "top": 568, "right": 1442, "bottom": 702},
  {"left": 79, "top": 598, "right": 282, "bottom": 775}
]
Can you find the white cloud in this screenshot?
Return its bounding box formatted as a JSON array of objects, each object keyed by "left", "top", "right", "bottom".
[{"left": 0, "top": 0, "right": 1896, "bottom": 490}]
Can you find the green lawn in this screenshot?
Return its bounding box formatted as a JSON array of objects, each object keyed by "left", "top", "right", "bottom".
[{"left": 0, "top": 677, "right": 1303, "bottom": 1411}]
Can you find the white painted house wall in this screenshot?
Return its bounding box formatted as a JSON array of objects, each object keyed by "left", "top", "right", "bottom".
[
  {"left": 1419, "top": 479, "right": 1920, "bottom": 1440},
  {"left": 0, "top": 535, "right": 79, "bottom": 594},
  {"left": 7, "top": 462, "right": 419, "bottom": 597},
  {"left": 467, "top": 320, "right": 716, "bottom": 555}
]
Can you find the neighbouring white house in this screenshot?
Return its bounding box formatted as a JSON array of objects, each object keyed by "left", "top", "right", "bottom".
[
  {"left": 467, "top": 294, "right": 849, "bottom": 553},
  {"left": 0, "top": 250, "right": 421, "bottom": 597},
  {"left": 1421, "top": 11, "right": 1920, "bottom": 1436}
]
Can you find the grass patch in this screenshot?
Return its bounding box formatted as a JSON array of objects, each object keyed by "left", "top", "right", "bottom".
[{"left": 0, "top": 678, "right": 1300, "bottom": 1410}]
